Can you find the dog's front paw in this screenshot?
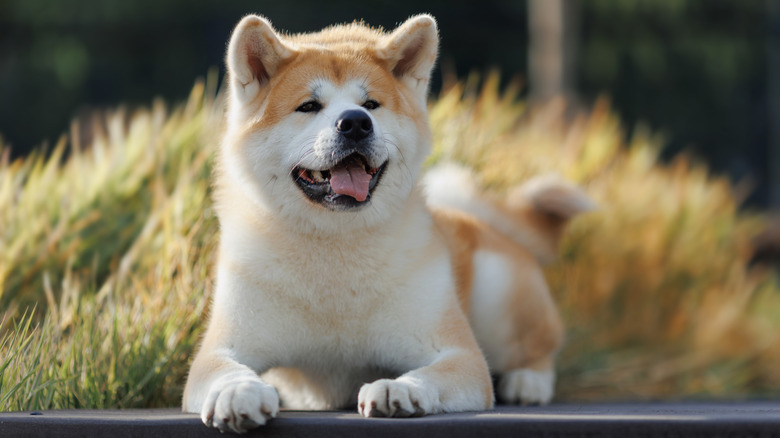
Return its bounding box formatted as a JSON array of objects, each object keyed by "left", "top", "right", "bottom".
[
  {"left": 201, "top": 375, "right": 279, "bottom": 434},
  {"left": 497, "top": 368, "right": 554, "bottom": 405},
  {"left": 358, "top": 378, "right": 438, "bottom": 418}
]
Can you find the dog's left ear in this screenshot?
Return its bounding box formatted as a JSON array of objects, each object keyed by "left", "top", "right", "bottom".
[{"left": 378, "top": 15, "right": 439, "bottom": 98}]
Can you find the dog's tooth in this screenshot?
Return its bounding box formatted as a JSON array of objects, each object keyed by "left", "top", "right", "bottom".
[{"left": 311, "top": 170, "right": 325, "bottom": 182}]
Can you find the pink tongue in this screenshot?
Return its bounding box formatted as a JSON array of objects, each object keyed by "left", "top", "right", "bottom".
[{"left": 330, "top": 163, "right": 372, "bottom": 202}]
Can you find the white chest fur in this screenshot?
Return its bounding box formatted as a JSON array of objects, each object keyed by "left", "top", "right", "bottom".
[{"left": 210, "top": 200, "right": 454, "bottom": 375}]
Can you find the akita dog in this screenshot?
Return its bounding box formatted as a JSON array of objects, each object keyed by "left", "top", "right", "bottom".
[{"left": 182, "top": 14, "right": 592, "bottom": 433}]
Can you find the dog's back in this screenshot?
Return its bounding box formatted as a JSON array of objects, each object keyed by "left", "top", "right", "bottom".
[{"left": 424, "top": 163, "right": 593, "bottom": 403}]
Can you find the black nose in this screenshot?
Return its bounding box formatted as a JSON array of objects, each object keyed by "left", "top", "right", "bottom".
[{"left": 336, "top": 110, "right": 373, "bottom": 141}]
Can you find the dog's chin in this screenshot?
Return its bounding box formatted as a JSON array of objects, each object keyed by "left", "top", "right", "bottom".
[{"left": 292, "top": 153, "right": 388, "bottom": 211}]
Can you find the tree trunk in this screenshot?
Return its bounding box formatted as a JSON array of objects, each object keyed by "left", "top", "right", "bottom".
[{"left": 528, "top": 0, "right": 578, "bottom": 104}]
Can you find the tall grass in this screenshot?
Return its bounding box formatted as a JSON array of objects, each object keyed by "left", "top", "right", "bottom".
[
  {"left": 0, "top": 76, "right": 220, "bottom": 410},
  {"left": 431, "top": 73, "right": 780, "bottom": 400},
  {"left": 1, "top": 73, "right": 778, "bottom": 410}
]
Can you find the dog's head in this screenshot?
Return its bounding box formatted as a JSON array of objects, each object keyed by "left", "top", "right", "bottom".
[{"left": 218, "top": 14, "right": 439, "bottom": 230}]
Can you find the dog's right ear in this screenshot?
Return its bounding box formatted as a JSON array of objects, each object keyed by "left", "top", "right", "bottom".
[{"left": 227, "top": 15, "right": 296, "bottom": 103}]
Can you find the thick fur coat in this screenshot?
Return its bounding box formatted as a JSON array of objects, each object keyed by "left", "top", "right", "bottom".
[{"left": 182, "top": 14, "right": 592, "bottom": 434}]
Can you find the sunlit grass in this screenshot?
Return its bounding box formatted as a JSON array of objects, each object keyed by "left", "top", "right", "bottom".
[
  {"left": 1, "top": 72, "right": 778, "bottom": 410},
  {"left": 431, "top": 72, "right": 780, "bottom": 400},
  {"left": 0, "top": 75, "right": 220, "bottom": 410}
]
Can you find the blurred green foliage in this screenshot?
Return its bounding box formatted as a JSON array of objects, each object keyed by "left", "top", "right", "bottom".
[
  {"left": 578, "top": 0, "right": 768, "bottom": 196},
  {"left": 0, "top": 0, "right": 526, "bottom": 155}
]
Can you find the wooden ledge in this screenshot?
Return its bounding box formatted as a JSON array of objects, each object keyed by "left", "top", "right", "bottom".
[{"left": 2, "top": 401, "right": 780, "bottom": 437}]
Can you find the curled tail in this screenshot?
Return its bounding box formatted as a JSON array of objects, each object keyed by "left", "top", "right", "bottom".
[{"left": 423, "top": 163, "right": 594, "bottom": 264}]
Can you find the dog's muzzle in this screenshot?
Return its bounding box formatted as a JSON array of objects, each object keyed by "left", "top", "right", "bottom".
[{"left": 293, "top": 110, "right": 388, "bottom": 211}]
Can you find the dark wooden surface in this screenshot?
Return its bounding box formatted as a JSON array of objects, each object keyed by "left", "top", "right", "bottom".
[{"left": 2, "top": 401, "right": 780, "bottom": 437}]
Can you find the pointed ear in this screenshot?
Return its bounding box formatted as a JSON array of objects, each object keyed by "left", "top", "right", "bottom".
[
  {"left": 378, "top": 15, "right": 439, "bottom": 95},
  {"left": 226, "top": 15, "right": 296, "bottom": 103}
]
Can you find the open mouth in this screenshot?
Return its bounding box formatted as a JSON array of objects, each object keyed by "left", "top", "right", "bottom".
[{"left": 293, "top": 153, "right": 387, "bottom": 210}]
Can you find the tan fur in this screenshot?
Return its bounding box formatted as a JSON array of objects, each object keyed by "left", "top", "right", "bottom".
[
  {"left": 423, "top": 165, "right": 591, "bottom": 404},
  {"left": 432, "top": 206, "right": 565, "bottom": 372},
  {"left": 183, "top": 14, "right": 590, "bottom": 434}
]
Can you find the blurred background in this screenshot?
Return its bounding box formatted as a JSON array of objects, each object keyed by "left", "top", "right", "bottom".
[
  {"left": 3, "top": 0, "right": 780, "bottom": 407},
  {"left": 0, "top": 0, "right": 778, "bottom": 206}
]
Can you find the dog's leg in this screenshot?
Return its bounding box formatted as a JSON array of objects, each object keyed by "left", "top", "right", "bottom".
[
  {"left": 497, "top": 357, "right": 557, "bottom": 405},
  {"left": 469, "top": 250, "right": 564, "bottom": 405},
  {"left": 495, "top": 275, "right": 563, "bottom": 405},
  {"left": 183, "top": 348, "right": 278, "bottom": 434},
  {"left": 357, "top": 305, "right": 494, "bottom": 418},
  {"left": 357, "top": 354, "right": 491, "bottom": 417},
  {"left": 492, "top": 274, "right": 563, "bottom": 405}
]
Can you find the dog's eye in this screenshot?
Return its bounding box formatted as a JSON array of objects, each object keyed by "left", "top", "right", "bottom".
[
  {"left": 362, "top": 100, "right": 380, "bottom": 110},
  {"left": 296, "top": 101, "right": 322, "bottom": 113}
]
